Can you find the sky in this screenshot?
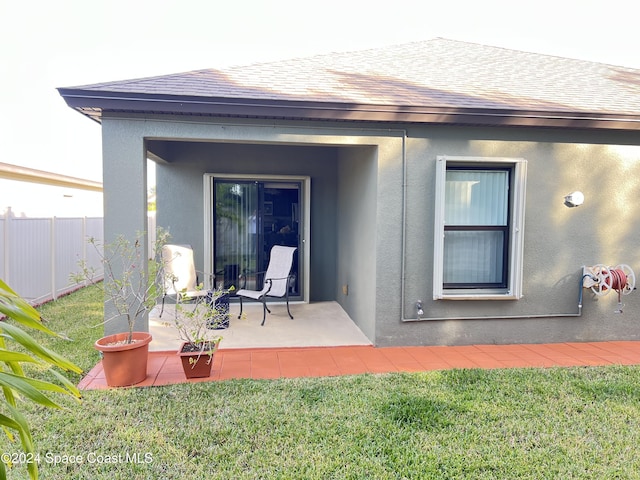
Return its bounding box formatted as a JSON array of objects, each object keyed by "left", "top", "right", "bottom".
[{"left": 1, "top": 0, "right": 638, "bottom": 216}]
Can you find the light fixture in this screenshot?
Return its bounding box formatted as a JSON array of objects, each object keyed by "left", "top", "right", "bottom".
[{"left": 564, "top": 191, "right": 584, "bottom": 208}]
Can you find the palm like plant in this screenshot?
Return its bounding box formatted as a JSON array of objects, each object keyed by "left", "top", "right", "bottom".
[{"left": 0, "top": 279, "right": 82, "bottom": 480}]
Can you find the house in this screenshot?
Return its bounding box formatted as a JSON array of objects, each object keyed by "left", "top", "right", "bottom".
[{"left": 58, "top": 38, "right": 640, "bottom": 347}]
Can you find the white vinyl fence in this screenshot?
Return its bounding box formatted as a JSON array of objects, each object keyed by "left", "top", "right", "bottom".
[{"left": 0, "top": 213, "right": 104, "bottom": 306}]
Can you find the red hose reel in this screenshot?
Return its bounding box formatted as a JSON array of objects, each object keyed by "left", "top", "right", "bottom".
[{"left": 588, "top": 264, "right": 636, "bottom": 298}]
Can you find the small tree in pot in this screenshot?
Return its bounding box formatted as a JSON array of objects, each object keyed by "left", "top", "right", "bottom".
[
  {"left": 168, "top": 284, "right": 234, "bottom": 379},
  {"left": 71, "top": 229, "right": 170, "bottom": 386}
]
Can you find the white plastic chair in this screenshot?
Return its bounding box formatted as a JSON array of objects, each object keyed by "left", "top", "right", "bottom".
[
  {"left": 237, "top": 245, "right": 297, "bottom": 325},
  {"left": 160, "top": 244, "right": 210, "bottom": 317}
]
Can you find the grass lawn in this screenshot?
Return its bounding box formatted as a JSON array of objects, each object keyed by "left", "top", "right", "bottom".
[{"left": 2, "top": 287, "right": 640, "bottom": 479}]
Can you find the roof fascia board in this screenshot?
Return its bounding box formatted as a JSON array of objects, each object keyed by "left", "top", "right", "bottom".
[
  {"left": 58, "top": 89, "right": 640, "bottom": 131},
  {"left": 0, "top": 162, "right": 102, "bottom": 191}
]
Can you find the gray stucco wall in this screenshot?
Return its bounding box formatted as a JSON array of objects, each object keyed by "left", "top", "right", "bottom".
[
  {"left": 101, "top": 113, "right": 640, "bottom": 346},
  {"left": 336, "top": 146, "right": 378, "bottom": 341},
  {"left": 390, "top": 126, "right": 640, "bottom": 346},
  {"left": 155, "top": 142, "right": 339, "bottom": 302},
  {"left": 101, "top": 119, "right": 149, "bottom": 334}
]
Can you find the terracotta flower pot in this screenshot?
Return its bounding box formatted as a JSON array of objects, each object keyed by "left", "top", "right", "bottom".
[
  {"left": 177, "top": 341, "right": 218, "bottom": 379},
  {"left": 94, "top": 332, "right": 152, "bottom": 387}
]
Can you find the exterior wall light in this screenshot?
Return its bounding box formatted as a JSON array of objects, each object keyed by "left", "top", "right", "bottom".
[{"left": 564, "top": 191, "right": 584, "bottom": 208}]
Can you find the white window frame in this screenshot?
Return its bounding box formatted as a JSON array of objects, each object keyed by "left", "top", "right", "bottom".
[{"left": 433, "top": 155, "right": 527, "bottom": 300}]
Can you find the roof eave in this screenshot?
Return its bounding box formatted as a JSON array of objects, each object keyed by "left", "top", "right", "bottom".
[
  {"left": 0, "top": 161, "right": 102, "bottom": 191},
  {"left": 57, "top": 88, "right": 640, "bottom": 131}
]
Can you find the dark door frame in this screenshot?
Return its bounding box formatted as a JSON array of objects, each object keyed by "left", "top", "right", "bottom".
[{"left": 204, "top": 173, "right": 311, "bottom": 303}]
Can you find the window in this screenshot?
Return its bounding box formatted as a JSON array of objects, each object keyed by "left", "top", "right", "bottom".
[{"left": 433, "top": 156, "right": 527, "bottom": 300}]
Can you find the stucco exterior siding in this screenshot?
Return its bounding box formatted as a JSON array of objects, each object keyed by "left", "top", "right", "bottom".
[
  {"left": 389, "top": 126, "right": 640, "bottom": 346},
  {"left": 155, "top": 141, "right": 340, "bottom": 302},
  {"left": 101, "top": 114, "right": 640, "bottom": 345},
  {"left": 112, "top": 116, "right": 401, "bottom": 342},
  {"left": 336, "top": 146, "right": 378, "bottom": 341},
  {"left": 101, "top": 118, "right": 149, "bottom": 334}
]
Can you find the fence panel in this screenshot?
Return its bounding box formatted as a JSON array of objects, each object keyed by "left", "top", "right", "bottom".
[
  {"left": 8, "top": 218, "right": 53, "bottom": 304},
  {"left": 85, "top": 217, "right": 104, "bottom": 272},
  {"left": 54, "top": 218, "right": 87, "bottom": 299},
  {"left": 0, "top": 214, "right": 104, "bottom": 305},
  {"left": 1, "top": 214, "right": 158, "bottom": 306}
]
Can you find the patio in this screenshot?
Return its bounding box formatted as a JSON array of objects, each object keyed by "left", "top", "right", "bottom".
[
  {"left": 77, "top": 300, "right": 640, "bottom": 390},
  {"left": 148, "top": 301, "right": 372, "bottom": 351}
]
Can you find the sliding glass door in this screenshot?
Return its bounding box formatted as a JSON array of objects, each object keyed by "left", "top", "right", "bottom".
[{"left": 213, "top": 178, "right": 302, "bottom": 299}]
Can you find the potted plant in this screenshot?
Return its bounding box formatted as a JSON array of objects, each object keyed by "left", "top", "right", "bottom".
[
  {"left": 170, "top": 285, "right": 233, "bottom": 379},
  {"left": 71, "top": 229, "right": 169, "bottom": 387}
]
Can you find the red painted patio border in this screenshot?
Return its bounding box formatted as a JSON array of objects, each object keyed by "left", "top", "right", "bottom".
[{"left": 78, "top": 341, "right": 640, "bottom": 390}]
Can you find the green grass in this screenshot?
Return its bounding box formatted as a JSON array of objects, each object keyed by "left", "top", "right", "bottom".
[
  {"left": 3, "top": 287, "right": 640, "bottom": 479},
  {"left": 34, "top": 285, "right": 104, "bottom": 376}
]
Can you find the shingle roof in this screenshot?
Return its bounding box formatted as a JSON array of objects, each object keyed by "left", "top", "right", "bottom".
[{"left": 59, "top": 38, "right": 640, "bottom": 128}]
